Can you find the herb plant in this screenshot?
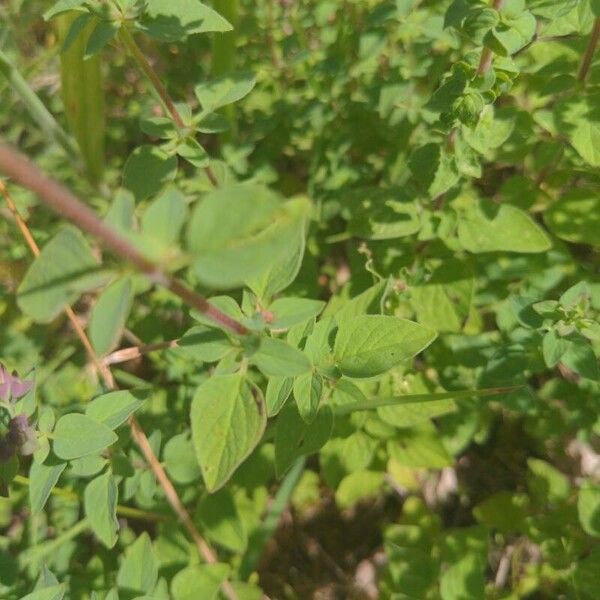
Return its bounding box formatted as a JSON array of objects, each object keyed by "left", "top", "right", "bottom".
[{"left": 0, "top": 1, "right": 599, "bottom": 599}]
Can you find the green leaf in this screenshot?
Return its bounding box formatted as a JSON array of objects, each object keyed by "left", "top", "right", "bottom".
[
  {"left": 178, "top": 326, "right": 234, "bottom": 362},
  {"left": 440, "top": 554, "right": 485, "bottom": 600},
  {"left": 569, "top": 115, "right": 600, "bottom": 167},
  {"left": 89, "top": 277, "right": 133, "bottom": 356},
  {"left": 560, "top": 336, "right": 599, "bottom": 380},
  {"left": 484, "top": 11, "right": 536, "bottom": 56},
  {"left": 84, "top": 20, "right": 119, "bottom": 59},
  {"left": 164, "top": 431, "right": 201, "bottom": 484},
  {"left": 334, "top": 315, "right": 437, "bottom": 378},
  {"left": 20, "top": 586, "right": 66, "bottom": 600},
  {"left": 267, "top": 298, "right": 325, "bottom": 330},
  {"left": 473, "top": 491, "right": 529, "bottom": 533},
  {"left": 44, "top": 0, "right": 87, "bottom": 20},
  {"left": 84, "top": 470, "right": 119, "bottom": 548},
  {"left": 275, "top": 403, "right": 333, "bottom": 476},
  {"left": 29, "top": 461, "right": 66, "bottom": 515},
  {"left": 53, "top": 414, "right": 118, "bottom": 460},
  {"left": 85, "top": 390, "right": 146, "bottom": 430},
  {"left": 457, "top": 198, "right": 552, "bottom": 253},
  {"left": 187, "top": 183, "right": 309, "bottom": 289},
  {"left": 195, "top": 73, "right": 256, "bottom": 114},
  {"left": 542, "top": 330, "right": 569, "bottom": 368},
  {"left": 17, "top": 226, "right": 108, "bottom": 322},
  {"left": 191, "top": 374, "right": 266, "bottom": 492},
  {"left": 410, "top": 259, "right": 474, "bottom": 333},
  {"left": 196, "top": 489, "right": 247, "bottom": 552},
  {"left": 293, "top": 371, "right": 323, "bottom": 423},
  {"left": 141, "top": 186, "right": 188, "bottom": 245},
  {"left": 387, "top": 428, "right": 452, "bottom": 469},
  {"left": 122, "top": 145, "right": 178, "bottom": 201},
  {"left": 578, "top": 481, "right": 600, "bottom": 537},
  {"left": 139, "top": 0, "right": 232, "bottom": 41},
  {"left": 251, "top": 338, "right": 311, "bottom": 377},
  {"left": 527, "top": 458, "right": 570, "bottom": 504},
  {"left": 544, "top": 190, "right": 600, "bottom": 246},
  {"left": 265, "top": 376, "right": 293, "bottom": 417},
  {"left": 171, "top": 564, "right": 230, "bottom": 600},
  {"left": 335, "top": 471, "right": 384, "bottom": 509},
  {"left": 409, "top": 143, "right": 459, "bottom": 199},
  {"left": 117, "top": 532, "right": 158, "bottom": 594},
  {"left": 176, "top": 137, "right": 209, "bottom": 168}
]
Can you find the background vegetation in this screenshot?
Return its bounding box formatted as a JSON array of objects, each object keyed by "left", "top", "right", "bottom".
[{"left": 0, "top": 1, "right": 599, "bottom": 599}]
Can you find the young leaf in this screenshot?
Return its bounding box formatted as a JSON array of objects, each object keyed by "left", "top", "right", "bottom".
[
  {"left": 195, "top": 73, "right": 256, "bottom": 114},
  {"left": 267, "top": 298, "right": 326, "bottom": 330},
  {"left": 139, "top": 0, "right": 232, "bottom": 42},
  {"left": 265, "top": 376, "right": 293, "bottom": 417},
  {"left": 89, "top": 277, "right": 133, "bottom": 356},
  {"left": 29, "top": 461, "right": 66, "bottom": 515},
  {"left": 334, "top": 315, "right": 437, "bottom": 378},
  {"left": 85, "top": 390, "right": 146, "bottom": 430},
  {"left": 53, "top": 414, "right": 118, "bottom": 460},
  {"left": 17, "top": 226, "right": 108, "bottom": 323},
  {"left": 84, "top": 470, "right": 119, "bottom": 548},
  {"left": 293, "top": 371, "right": 323, "bottom": 423},
  {"left": 116, "top": 532, "right": 158, "bottom": 594},
  {"left": 191, "top": 374, "right": 266, "bottom": 492},
  {"left": 251, "top": 338, "right": 312, "bottom": 377},
  {"left": 122, "top": 145, "right": 178, "bottom": 201}
]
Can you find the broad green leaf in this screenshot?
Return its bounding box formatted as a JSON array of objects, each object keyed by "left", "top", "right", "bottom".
[
  {"left": 275, "top": 403, "right": 333, "bottom": 476},
  {"left": 178, "top": 326, "right": 234, "bottom": 362},
  {"left": 89, "top": 277, "right": 133, "bottom": 356},
  {"left": 267, "top": 297, "right": 326, "bottom": 330},
  {"left": 440, "top": 554, "right": 485, "bottom": 600},
  {"left": 195, "top": 73, "right": 256, "bottom": 114},
  {"left": 171, "top": 564, "right": 230, "bottom": 600},
  {"left": 332, "top": 280, "right": 389, "bottom": 322},
  {"left": 578, "top": 482, "right": 600, "bottom": 537},
  {"left": 20, "top": 586, "right": 66, "bottom": 600},
  {"left": 141, "top": 186, "right": 188, "bottom": 245},
  {"left": 191, "top": 374, "right": 266, "bottom": 491},
  {"left": 334, "top": 315, "right": 437, "bottom": 378},
  {"left": 473, "top": 491, "right": 529, "bottom": 533},
  {"left": 176, "top": 137, "right": 209, "bottom": 168},
  {"left": 44, "top": 0, "right": 87, "bottom": 20},
  {"left": 569, "top": 117, "right": 600, "bottom": 167},
  {"left": 409, "top": 143, "right": 459, "bottom": 198},
  {"left": 187, "top": 183, "right": 309, "bottom": 289},
  {"left": 139, "top": 0, "right": 232, "bottom": 41},
  {"left": 387, "top": 427, "right": 452, "bottom": 468},
  {"left": 84, "top": 471, "right": 119, "bottom": 548},
  {"left": 410, "top": 259, "right": 474, "bottom": 332},
  {"left": 29, "top": 461, "right": 66, "bottom": 515},
  {"left": 104, "top": 189, "right": 135, "bottom": 232},
  {"left": 457, "top": 198, "right": 551, "bottom": 253},
  {"left": 463, "top": 106, "right": 515, "bottom": 155},
  {"left": 251, "top": 338, "right": 311, "bottom": 377},
  {"left": 84, "top": 20, "right": 119, "bottom": 59},
  {"left": 196, "top": 489, "right": 247, "bottom": 552},
  {"left": 85, "top": 390, "right": 146, "bottom": 430},
  {"left": 122, "top": 145, "right": 178, "bottom": 201},
  {"left": 484, "top": 11, "right": 536, "bottom": 56},
  {"left": 117, "top": 532, "right": 158, "bottom": 594},
  {"left": 265, "top": 376, "right": 293, "bottom": 417},
  {"left": 17, "top": 227, "right": 108, "bottom": 322},
  {"left": 293, "top": 371, "right": 323, "bottom": 423},
  {"left": 335, "top": 471, "right": 384, "bottom": 509},
  {"left": 527, "top": 458, "right": 570, "bottom": 504},
  {"left": 378, "top": 397, "right": 456, "bottom": 428},
  {"left": 560, "top": 336, "right": 599, "bottom": 380},
  {"left": 53, "top": 414, "right": 118, "bottom": 460},
  {"left": 544, "top": 190, "right": 600, "bottom": 246},
  {"left": 164, "top": 432, "right": 201, "bottom": 484},
  {"left": 542, "top": 330, "right": 569, "bottom": 368}
]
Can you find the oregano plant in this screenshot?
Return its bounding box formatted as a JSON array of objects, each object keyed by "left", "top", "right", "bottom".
[{"left": 0, "top": 0, "right": 599, "bottom": 598}]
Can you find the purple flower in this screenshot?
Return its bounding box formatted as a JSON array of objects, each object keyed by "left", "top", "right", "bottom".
[{"left": 0, "top": 363, "right": 33, "bottom": 404}]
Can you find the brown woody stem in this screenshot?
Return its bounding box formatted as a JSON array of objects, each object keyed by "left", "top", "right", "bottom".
[
  {"left": 0, "top": 141, "right": 248, "bottom": 336},
  {"left": 477, "top": 0, "right": 506, "bottom": 77},
  {"left": 578, "top": 17, "right": 600, "bottom": 82}
]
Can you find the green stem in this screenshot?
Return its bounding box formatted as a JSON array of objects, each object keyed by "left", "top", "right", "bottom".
[
  {"left": 20, "top": 518, "right": 90, "bottom": 566},
  {"left": 0, "top": 50, "right": 80, "bottom": 160},
  {"left": 333, "top": 386, "right": 523, "bottom": 417}
]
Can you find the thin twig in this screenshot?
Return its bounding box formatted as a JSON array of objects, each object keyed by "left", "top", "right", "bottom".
[
  {"left": 0, "top": 142, "right": 248, "bottom": 336},
  {"left": 578, "top": 17, "right": 600, "bottom": 82},
  {"left": 477, "top": 0, "right": 506, "bottom": 77},
  {"left": 117, "top": 26, "right": 219, "bottom": 187},
  {"left": 1, "top": 178, "right": 239, "bottom": 600},
  {"left": 102, "top": 339, "right": 179, "bottom": 366}
]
